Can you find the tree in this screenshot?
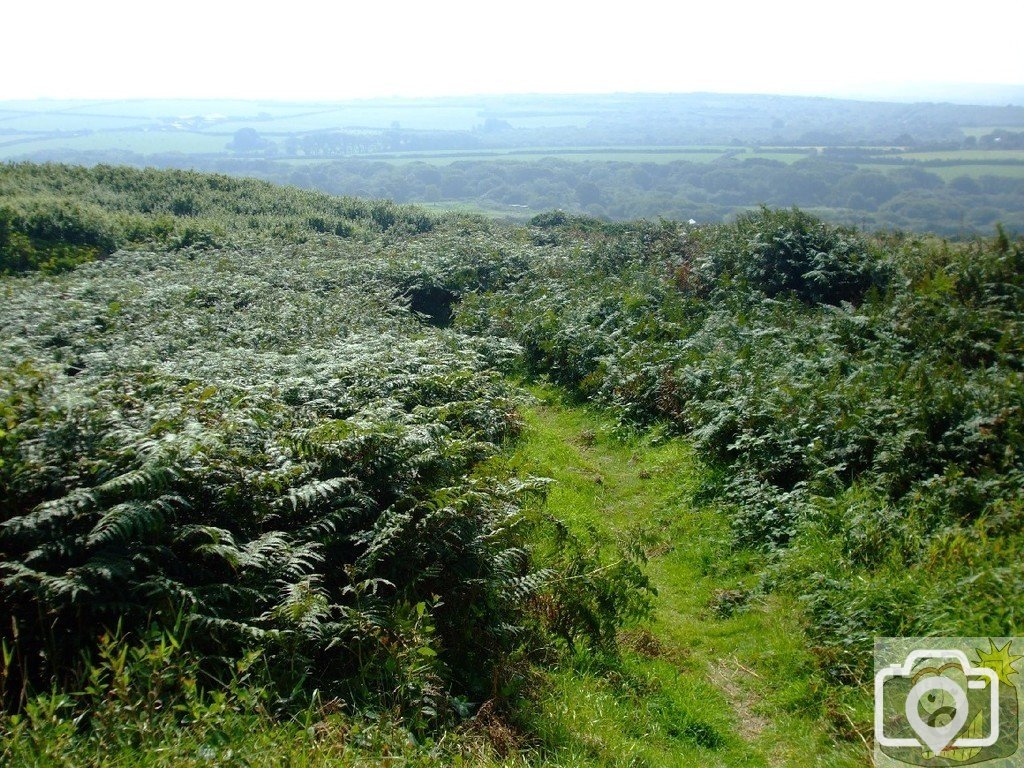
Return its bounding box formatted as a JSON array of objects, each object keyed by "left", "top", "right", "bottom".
[{"left": 227, "top": 128, "right": 270, "bottom": 153}]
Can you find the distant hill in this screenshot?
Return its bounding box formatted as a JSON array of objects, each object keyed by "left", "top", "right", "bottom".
[
  {"left": 3, "top": 93, "right": 1023, "bottom": 237},
  {"left": 830, "top": 82, "right": 1024, "bottom": 106}
]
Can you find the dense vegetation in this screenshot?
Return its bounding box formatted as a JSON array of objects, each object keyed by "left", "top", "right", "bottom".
[
  {"left": 0, "top": 161, "right": 439, "bottom": 275},
  {"left": 462, "top": 207, "right": 1023, "bottom": 677},
  {"left": 251, "top": 154, "right": 1024, "bottom": 235},
  {"left": 1, "top": 163, "right": 1021, "bottom": 764},
  {"left": 25, "top": 148, "right": 1024, "bottom": 238},
  {"left": 1, "top": 164, "right": 653, "bottom": 762}
]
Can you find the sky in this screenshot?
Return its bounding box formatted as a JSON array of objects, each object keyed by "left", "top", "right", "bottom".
[{"left": 3, "top": 0, "right": 1023, "bottom": 102}]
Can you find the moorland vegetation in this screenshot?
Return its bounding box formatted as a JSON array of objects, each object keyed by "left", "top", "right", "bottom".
[{"left": 1, "top": 163, "right": 1020, "bottom": 765}]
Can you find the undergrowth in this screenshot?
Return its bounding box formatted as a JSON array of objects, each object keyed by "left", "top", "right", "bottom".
[
  {"left": 466, "top": 207, "right": 1024, "bottom": 686},
  {"left": 2, "top": 165, "right": 1020, "bottom": 764}
]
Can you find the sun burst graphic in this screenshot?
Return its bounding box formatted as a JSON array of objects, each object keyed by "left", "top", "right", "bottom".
[{"left": 974, "top": 639, "right": 1023, "bottom": 687}]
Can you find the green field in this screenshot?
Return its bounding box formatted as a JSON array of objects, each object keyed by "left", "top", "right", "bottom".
[
  {"left": 960, "top": 125, "right": 1024, "bottom": 138},
  {"left": 0, "top": 113, "right": 153, "bottom": 131},
  {"left": 0, "top": 99, "right": 485, "bottom": 134},
  {"left": 346, "top": 146, "right": 814, "bottom": 166},
  {"left": 918, "top": 163, "right": 1024, "bottom": 180},
  {"left": 0, "top": 129, "right": 231, "bottom": 158},
  {"left": 374, "top": 147, "right": 734, "bottom": 164},
  {"left": 741, "top": 151, "right": 810, "bottom": 163},
  {"left": 900, "top": 149, "right": 1024, "bottom": 161},
  {"left": 857, "top": 161, "right": 1024, "bottom": 180}
]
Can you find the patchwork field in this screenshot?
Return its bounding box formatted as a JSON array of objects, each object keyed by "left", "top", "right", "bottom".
[{"left": 2, "top": 96, "right": 1023, "bottom": 237}]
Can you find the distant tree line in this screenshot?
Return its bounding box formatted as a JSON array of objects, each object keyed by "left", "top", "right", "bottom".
[
  {"left": 226, "top": 125, "right": 1024, "bottom": 160},
  {"left": 975, "top": 129, "right": 1024, "bottom": 149},
  {"left": 269, "top": 130, "right": 483, "bottom": 158},
  {"left": 248, "top": 156, "right": 1024, "bottom": 236},
  {"left": 12, "top": 150, "right": 1024, "bottom": 237}
]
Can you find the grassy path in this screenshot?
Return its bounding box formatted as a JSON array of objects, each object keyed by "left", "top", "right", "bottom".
[{"left": 503, "top": 387, "right": 868, "bottom": 767}]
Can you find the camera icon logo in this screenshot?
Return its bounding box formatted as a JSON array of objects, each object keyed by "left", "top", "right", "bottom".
[
  {"left": 876, "top": 650, "right": 1000, "bottom": 754},
  {"left": 874, "top": 638, "right": 1021, "bottom": 767}
]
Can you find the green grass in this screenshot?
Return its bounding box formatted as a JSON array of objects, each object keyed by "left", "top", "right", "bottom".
[
  {"left": 363, "top": 146, "right": 819, "bottom": 166},
  {"left": 898, "top": 149, "right": 1024, "bottom": 162},
  {"left": 0, "top": 130, "right": 231, "bottom": 158},
  {"left": 0, "top": 382, "right": 872, "bottom": 767},
  {"left": 921, "top": 163, "right": 1024, "bottom": 181},
  {"left": 960, "top": 126, "right": 1024, "bottom": 138},
  {"left": 1, "top": 704, "right": 492, "bottom": 767},
  {"left": 496, "top": 385, "right": 869, "bottom": 767},
  {"left": 0, "top": 135, "right": 37, "bottom": 152},
  {"left": 857, "top": 162, "right": 1024, "bottom": 180},
  {"left": 415, "top": 200, "right": 535, "bottom": 219},
  {"left": 0, "top": 99, "right": 483, "bottom": 130},
  {"left": 742, "top": 151, "right": 811, "bottom": 163},
  {"left": 362, "top": 146, "right": 733, "bottom": 165},
  {"left": 0, "top": 114, "right": 153, "bottom": 132}
]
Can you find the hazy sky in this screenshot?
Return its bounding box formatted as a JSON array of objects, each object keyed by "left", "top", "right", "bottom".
[{"left": 3, "top": 0, "right": 1022, "bottom": 101}]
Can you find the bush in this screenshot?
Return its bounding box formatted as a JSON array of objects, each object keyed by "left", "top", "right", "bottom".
[{"left": 696, "top": 206, "right": 889, "bottom": 305}]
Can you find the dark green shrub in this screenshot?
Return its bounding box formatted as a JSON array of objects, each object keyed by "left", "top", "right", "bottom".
[{"left": 698, "top": 207, "right": 888, "bottom": 305}]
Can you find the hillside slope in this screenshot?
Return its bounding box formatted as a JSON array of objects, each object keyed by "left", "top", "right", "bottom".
[{"left": 1, "top": 164, "right": 1021, "bottom": 766}]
